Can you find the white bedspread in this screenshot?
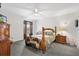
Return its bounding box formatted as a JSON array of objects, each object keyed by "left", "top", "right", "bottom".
[{"left": 32, "top": 34, "right": 55, "bottom": 48}]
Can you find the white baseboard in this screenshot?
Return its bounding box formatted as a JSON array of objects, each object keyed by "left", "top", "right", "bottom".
[{"left": 10, "top": 39, "right": 23, "bottom": 42}]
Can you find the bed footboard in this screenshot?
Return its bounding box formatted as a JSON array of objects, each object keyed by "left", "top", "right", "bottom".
[{"left": 40, "top": 27, "right": 56, "bottom": 53}]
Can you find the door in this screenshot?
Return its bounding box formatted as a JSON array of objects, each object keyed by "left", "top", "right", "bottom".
[{"left": 24, "top": 20, "right": 33, "bottom": 39}]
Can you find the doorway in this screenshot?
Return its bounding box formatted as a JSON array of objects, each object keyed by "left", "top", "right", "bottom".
[{"left": 24, "top": 20, "right": 33, "bottom": 39}]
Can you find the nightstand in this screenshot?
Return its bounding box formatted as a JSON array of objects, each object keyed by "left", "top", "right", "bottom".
[{"left": 56, "top": 34, "right": 66, "bottom": 44}]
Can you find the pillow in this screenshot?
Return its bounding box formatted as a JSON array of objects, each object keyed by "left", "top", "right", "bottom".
[
  {"left": 36, "top": 31, "right": 54, "bottom": 35},
  {"left": 45, "top": 32, "right": 53, "bottom": 35}
]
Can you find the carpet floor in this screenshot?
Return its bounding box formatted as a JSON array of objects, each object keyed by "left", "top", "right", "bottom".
[{"left": 11, "top": 40, "right": 79, "bottom": 56}]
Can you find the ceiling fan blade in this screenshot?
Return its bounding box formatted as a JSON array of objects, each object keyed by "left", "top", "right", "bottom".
[
  {"left": 39, "top": 12, "right": 51, "bottom": 18},
  {"left": 38, "top": 8, "right": 53, "bottom": 13}
]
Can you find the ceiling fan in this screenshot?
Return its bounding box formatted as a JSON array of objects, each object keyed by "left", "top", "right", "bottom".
[
  {"left": 25, "top": 8, "right": 49, "bottom": 19},
  {"left": 26, "top": 7, "right": 51, "bottom": 17},
  {"left": 33, "top": 8, "right": 39, "bottom": 16}
]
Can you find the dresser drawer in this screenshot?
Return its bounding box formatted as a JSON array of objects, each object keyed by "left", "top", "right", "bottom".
[
  {"left": 0, "top": 40, "right": 11, "bottom": 56},
  {"left": 56, "top": 35, "right": 66, "bottom": 44}
]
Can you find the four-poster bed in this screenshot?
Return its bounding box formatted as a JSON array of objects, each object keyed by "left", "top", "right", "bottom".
[
  {"left": 39, "top": 27, "right": 56, "bottom": 53},
  {"left": 25, "top": 27, "right": 56, "bottom": 53}
]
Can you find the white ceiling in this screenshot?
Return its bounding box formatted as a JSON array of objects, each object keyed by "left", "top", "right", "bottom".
[{"left": 1, "top": 3, "right": 79, "bottom": 19}]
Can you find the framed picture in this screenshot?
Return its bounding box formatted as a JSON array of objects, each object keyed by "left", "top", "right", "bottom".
[
  {"left": 75, "top": 19, "right": 78, "bottom": 27},
  {"left": 0, "top": 14, "right": 7, "bottom": 23}
]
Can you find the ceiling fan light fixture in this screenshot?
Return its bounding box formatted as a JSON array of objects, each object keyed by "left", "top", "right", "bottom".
[
  {"left": 34, "top": 8, "right": 38, "bottom": 13},
  {"left": 34, "top": 8, "right": 38, "bottom": 16}
]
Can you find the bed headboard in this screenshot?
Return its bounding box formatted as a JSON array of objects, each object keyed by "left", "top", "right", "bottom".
[{"left": 42, "top": 27, "right": 57, "bottom": 37}]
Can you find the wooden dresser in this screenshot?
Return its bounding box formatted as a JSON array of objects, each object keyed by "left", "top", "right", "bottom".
[
  {"left": 0, "top": 40, "right": 11, "bottom": 56},
  {"left": 0, "top": 23, "right": 11, "bottom": 56},
  {"left": 56, "top": 34, "right": 66, "bottom": 44}
]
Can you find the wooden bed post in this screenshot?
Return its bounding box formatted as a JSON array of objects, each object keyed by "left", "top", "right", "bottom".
[
  {"left": 55, "top": 26, "right": 57, "bottom": 36},
  {"left": 40, "top": 27, "right": 46, "bottom": 54},
  {"left": 39, "top": 27, "right": 56, "bottom": 54}
]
